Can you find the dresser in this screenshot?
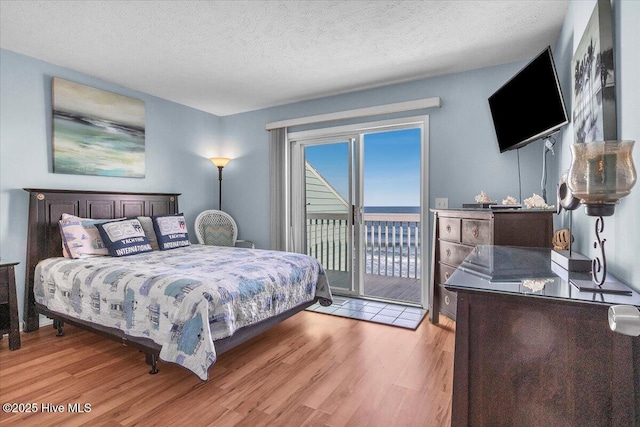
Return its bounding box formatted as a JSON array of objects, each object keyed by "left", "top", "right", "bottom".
[
  {"left": 429, "top": 209, "right": 552, "bottom": 323},
  {"left": 446, "top": 246, "right": 640, "bottom": 426},
  {"left": 0, "top": 262, "right": 21, "bottom": 350}
]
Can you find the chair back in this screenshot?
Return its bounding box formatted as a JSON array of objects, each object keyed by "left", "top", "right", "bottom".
[{"left": 194, "top": 210, "right": 238, "bottom": 246}]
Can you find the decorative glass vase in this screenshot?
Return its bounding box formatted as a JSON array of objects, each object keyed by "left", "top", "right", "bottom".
[{"left": 567, "top": 140, "right": 636, "bottom": 216}]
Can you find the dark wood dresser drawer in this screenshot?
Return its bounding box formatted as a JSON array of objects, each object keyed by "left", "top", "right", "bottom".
[
  {"left": 438, "top": 284, "right": 457, "bottom": 319},
  {"left": 462, "top": 219, "right": 491, "bottom": 246},
  {"left": 439, "top": 240, "right": 473, "bottom": 267},
  {"left": 468, "top": 245, "right": 493, "bottom": 270},
  {"left": 439, "top": 263, "right": 457, "bottom": 285},
  {"left": 439, "top": 217, "right": 461, "bottom": 243}
]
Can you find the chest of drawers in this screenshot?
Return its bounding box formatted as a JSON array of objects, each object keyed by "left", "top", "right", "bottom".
[{"left": 429, "top": 209, "right": 553, "bottom": 323}]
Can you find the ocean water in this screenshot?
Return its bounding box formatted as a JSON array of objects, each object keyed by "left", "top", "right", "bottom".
[
  {"left": 363, "top": 206, "right": 421, "bottom": 241},
  {"left": 364, "top": 206, "right": 420, "bottom": 214}
]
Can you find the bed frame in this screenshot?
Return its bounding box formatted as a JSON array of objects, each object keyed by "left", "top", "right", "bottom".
[{"left": 23, "top": 188, "right": 317, "bottom": 377}]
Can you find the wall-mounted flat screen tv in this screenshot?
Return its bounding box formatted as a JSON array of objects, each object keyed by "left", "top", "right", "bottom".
[{"left": 489, "top": 46, "right": 568, "bottom": 153}]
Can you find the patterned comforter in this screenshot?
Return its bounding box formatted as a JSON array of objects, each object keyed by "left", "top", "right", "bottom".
[{"left": 34, "top": 245, "right": 332, "bottom": 380}]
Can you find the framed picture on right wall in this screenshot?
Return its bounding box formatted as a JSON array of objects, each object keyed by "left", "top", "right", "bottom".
[{"left": 571, "top": 0, "right": 617, "bottom": 144}]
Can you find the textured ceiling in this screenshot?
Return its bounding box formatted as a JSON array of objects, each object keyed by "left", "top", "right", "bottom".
[{"left": 0, "top": 1, "right": 569, "bottom": 116}]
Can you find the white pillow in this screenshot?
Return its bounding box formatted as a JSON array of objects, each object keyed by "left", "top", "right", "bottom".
[{"left": 59, "top": 213, "right": 118, "bottom": 258}]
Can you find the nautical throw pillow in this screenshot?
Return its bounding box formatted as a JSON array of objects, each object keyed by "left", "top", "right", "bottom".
[
  {"left": 152, "top": 213, "right": 191, "bottom": 250},
  {"left": 58, "top": 213, "right": 114, "bottom": 259},
  {"left": 96, "top": 218, "right": 153, "bottom": 257}
]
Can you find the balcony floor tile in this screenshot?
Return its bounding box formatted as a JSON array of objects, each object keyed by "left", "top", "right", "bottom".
[{"left": 307, "top": 296, "right": 426, "bottom": 330}]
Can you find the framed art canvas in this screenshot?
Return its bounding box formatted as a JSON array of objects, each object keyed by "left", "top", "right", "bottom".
[
  {"left": 571, "top": 0, "right": 616, "bottom": 144},
  {"left": 52, "top": 78, "right": 146, "bottom": 177}
]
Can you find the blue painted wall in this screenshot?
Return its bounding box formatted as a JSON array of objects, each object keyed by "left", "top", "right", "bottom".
[
  {"left": 219, "top": 61, "right": 552, "bottom": 251},
  {"left": 221, "top": 0, "right": 640, "bottom": 293},
  {"left": 0, "top": 49, "right": 223, "bottom": 323},
  {"left": 553, "top": 0, "right": 639, "bottom": 290},
  {"left": 6, "top": 0, "right": 637, "bottom": 328},
  {"left": 2, "top": 47, "right": 550, "bottom": 326}
]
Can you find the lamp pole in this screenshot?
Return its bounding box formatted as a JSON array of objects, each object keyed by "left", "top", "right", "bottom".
[
  {"left": 209, "top": 157, "right": 231, "bottom": 211},
  {"left": 217, "top": 165, "right": 224, "bottom": 210}
]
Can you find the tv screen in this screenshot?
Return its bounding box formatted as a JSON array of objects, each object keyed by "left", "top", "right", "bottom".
[{"left": 489, "top": 46, "right": 568, "bottom": 153}]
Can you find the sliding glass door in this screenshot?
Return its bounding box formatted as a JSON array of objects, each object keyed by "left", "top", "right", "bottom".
[
  {"left": 290, "top": 117, "right": 428, "bottom": 307},
  {"left": 302, "top": 138, "right": 356, "bottom": 294},
  {"left": 359, "top": 128, "right": 422, "bottom": 303}
]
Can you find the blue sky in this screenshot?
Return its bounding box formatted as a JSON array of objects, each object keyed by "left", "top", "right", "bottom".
[{"left": 305, "top": 128, "right": 421, "bottom": 207}]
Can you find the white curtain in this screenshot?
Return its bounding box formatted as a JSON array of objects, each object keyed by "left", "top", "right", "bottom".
[{"left": 269, "top": 127, "right": 288, "bottom": 251}]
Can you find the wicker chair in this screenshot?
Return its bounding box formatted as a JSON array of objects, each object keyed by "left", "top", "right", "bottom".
[{"left": 194, "top": 210, "right": 255, "bottom": 248}]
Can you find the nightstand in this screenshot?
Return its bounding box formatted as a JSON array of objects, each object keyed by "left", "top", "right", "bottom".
[{"left": 0, "top": 262, "right": 21, "bottom": 350}]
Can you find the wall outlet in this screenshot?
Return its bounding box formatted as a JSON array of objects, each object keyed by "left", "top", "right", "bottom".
[{"left": 435, "top": 198, "right": 449, "bottom": 209}]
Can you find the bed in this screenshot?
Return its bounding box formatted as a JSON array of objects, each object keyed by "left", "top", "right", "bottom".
[{"left": 23, "top": 189, "right": 332, "bottom": 380}]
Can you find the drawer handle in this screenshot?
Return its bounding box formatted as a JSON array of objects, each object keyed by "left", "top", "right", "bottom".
[
  {"left": 444, "top": 295, "right": 451, "bottom": 305},
  {"left": 472, "top": 227, "right": 479, "bottom": 238},
  {"left": 445, "top": 271, "right": 450, "bottom": 280},
  {"left": 446, "top": 224, "right": 452, "bottom": 233},
  {"left": 445, "top": 248, "right": 451, "bottom": 258}
]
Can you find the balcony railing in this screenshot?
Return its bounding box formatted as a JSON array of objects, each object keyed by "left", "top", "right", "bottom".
[{"left": 306, "top": 213, "right": 421, "bottom": 280}]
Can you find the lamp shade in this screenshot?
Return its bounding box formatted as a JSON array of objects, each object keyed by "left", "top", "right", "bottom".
[
  {"left": 209, "top": 157, "right": 231, "bottom": 168},
  {"left": 567, "top": 140, "right": 636, "bottom": 216}
]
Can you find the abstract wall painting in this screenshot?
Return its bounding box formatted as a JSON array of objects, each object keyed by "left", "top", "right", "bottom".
[
  {"left": 571, "top": 0, "right": 616, "bottom": 144},
  {"left": 52, "top": 77, "right": 145, "bottom": 178}
]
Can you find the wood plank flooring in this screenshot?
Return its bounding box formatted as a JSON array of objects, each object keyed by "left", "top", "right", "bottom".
[{"left": 0, "top": 311, "right": 455, "bottom": 426}]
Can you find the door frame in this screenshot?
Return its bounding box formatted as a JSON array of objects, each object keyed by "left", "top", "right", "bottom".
[{"left": 288, "top": 115, "right": 430, "bottom": 308}]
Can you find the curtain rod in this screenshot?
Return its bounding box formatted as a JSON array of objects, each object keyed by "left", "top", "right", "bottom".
[{"left": 265, "top": 97, "right": 441, "bottom": 130}]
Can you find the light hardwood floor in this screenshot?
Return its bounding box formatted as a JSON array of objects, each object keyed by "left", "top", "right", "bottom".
[{"left": 0, "top": 311, "right": 455, "bottom": 426}]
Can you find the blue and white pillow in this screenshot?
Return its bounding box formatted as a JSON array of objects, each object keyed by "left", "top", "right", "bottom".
[
  {"left": 152, "top": 213, "right": 190, "bottom": 250},
  {"left": 59, "top": 213, "right": 116, "bottom": 259},
  {"left": 96, "top": 218, "right": 153, "bottom": 257}
]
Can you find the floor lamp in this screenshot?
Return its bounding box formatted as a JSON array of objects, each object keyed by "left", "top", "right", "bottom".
[{"left": 209, "top": 157, "right": 231, "bottom": 210}]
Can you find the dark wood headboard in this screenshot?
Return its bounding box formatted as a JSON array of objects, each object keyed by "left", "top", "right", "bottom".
[{"left": 23, "top": 188, "right": 180, "bottom": 331}]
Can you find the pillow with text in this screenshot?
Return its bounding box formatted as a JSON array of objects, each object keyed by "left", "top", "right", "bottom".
[
  {"left": 152, "top": 213, "right": 191, "bottom": 250},
  {"left": 96, "top": 218, "right": 154, "bottom": 257}
]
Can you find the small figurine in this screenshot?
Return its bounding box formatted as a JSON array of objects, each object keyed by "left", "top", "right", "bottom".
[
  {"left": 523, "top": 193, "right": 553, "bottom": 209},
  {"left": 474, "top": 191, "right": 493, "bottom": 203},
  {"left": 502, "top": 196, "right": 518, "bottom": 205},
  {"left": 522, "top": 278, "right": 553, "bottom": 293}
]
